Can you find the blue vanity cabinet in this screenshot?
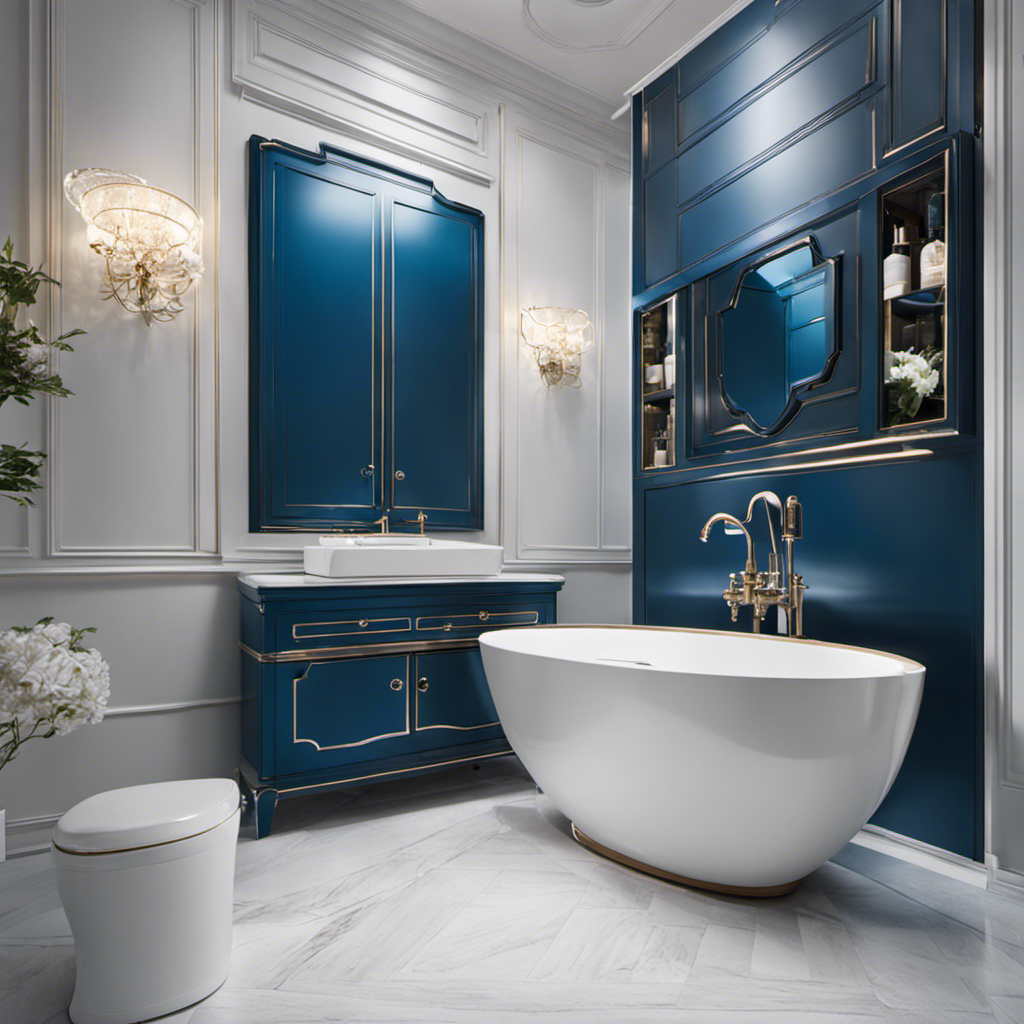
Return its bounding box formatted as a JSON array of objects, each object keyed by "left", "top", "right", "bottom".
[
  {"left": 249, "top": 136, "right": 483, "bottom": 533},
  {"left": 238, "top": 574, "right": 563, "bottom": 838}
]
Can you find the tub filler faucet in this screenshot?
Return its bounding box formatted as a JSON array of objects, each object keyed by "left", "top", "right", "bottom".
[{"left": 699, "top": 491, "right": 807, "bottom": 637}]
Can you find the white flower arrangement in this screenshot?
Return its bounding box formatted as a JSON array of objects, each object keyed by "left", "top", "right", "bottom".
[
  {"left": 888, "top": 348, "right": 942, "bottom": 422},
  {"left": 0, "top": 618, "right": 109, "bottom": 773}
]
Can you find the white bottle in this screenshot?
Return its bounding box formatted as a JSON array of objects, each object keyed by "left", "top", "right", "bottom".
[
  {"left": 883, "top": 227, "right": 911, "bottom": 300},
  {"left": 920, "top": 191, "right": 946, "bottom": 291}
]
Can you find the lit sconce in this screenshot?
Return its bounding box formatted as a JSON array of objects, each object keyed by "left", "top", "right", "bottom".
[
  {"left": 520, "top": 306, "right": 594, "bottom": 389},
  {"left": 63, "top": 168, "right": 203, "bottom": 326}
]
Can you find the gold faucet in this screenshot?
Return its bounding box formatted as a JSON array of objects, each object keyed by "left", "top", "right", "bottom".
[
  {"left": 699, "top": 492, "right": 807, "bottom": 637},
  {"left": 371, "top": 514, "right": 390, "bottom": 535}
]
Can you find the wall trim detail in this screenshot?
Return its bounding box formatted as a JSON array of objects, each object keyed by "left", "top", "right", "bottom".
[
  {"left": 103, "top": 695, "right": 243, "bottom": 718},
  {"left": 44, "top": 0, "right": 220, "bottom": 559},
  {"left": 852, "top": 824, "right": 986, "bottom": 889},
  {"left": 232, "top": 0, "right": 627, "bottom": 159}
]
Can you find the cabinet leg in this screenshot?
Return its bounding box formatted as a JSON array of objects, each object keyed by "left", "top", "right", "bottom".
[{"left": 254, "top": 788, "right": 278, "bottom": 840}]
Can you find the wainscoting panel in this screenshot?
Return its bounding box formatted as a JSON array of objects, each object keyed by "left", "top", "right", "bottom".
[
  {"left": 502, "top": 111, "right": 631, "bottom": 563},
  {"left": 232, "top": 0, "right": 497, "bottom": 186},
  {"left": 47, "top": 0, "right": 218, "bottom": 557}
]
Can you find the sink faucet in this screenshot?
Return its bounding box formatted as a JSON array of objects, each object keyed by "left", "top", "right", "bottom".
[
  {"left": 699, "top": 492, "right": 807, "bottom": 637},
  {"left": 372, "top": 514, "right": 390, "bottom": 535}
]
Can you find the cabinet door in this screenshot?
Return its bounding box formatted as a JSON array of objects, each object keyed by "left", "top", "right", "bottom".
[
  {"left": 251, "top": 143, "right": 383, "bottom": 529},
  {"left": 413, "top": 649, "right": 502, "bottom": 737},
  {"left": 389, "top": 197, "right": 483, "bottom": 529},
  {"left": 275, "top": 655, "right": 410, "bottom": 775}
]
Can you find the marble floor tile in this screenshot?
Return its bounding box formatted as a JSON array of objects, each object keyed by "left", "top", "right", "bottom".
[
  {"left": 5, "top": 758, "right": 1024, "bottom": 1024},
  {"left": 396, "top": 890, "right": 582, "bottom": 979},
  {"left": 529, "top": 907, "right": 660, "bottom": 981}
]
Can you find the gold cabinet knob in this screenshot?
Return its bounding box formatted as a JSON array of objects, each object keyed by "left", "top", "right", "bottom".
[
  {"left": 390, "top": 678, "right": 404, "bottom": 691},
  {"left": 478, "top": 611, "right": 489, "bottom": 621},
  {"left": 417, "top": 677, "right": 429, "bottom": 692},
  {"left": 394, "top": 470, "right": 406, "bottom": 481},
  {"left": 442, "top": 623, "right": 453, "bottom": 632},
  {"left": 358, "top": 619, "right": 369, "bottom": 628},
  {"left": 361, "top": 465, "right": 374, "bottom": 478}
]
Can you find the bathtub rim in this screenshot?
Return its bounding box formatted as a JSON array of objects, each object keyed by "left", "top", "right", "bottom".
[{"left": 478, "top": 623, "right": 925, "bottom": 680}]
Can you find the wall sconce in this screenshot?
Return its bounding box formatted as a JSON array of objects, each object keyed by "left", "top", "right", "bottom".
[
  {"left": 520, "top": 306, "right": 594, "bottom": 389},
  {"left": 63, "top": 168, "right": 203, "bottom": 326}
]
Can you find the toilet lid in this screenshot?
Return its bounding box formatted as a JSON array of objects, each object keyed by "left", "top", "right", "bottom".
[{"left": 53, "top": 778, "right": 239, "bottom": 853}]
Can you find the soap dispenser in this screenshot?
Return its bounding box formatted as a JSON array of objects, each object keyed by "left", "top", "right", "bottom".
[
  {"left": 919, "top": 191, "right": 945, "bottom": 291},
  {"left": 883, "top": 226, "right": 911, "bottom": 300}
]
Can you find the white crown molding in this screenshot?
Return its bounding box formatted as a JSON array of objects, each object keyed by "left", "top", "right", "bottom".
[
  {"left": 297, "top": 0, "right": 628, "bottom": 154},
  {"left": 624, "top": 0, "right": 758, "bottom": 98}
]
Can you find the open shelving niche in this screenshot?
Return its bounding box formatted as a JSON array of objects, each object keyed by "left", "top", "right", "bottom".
[
  {"left": 639, "top": 293, "right": 678, "bottom": 471},
  {"left": 880, "top": 155, "right": 948, "bottom": 431}
]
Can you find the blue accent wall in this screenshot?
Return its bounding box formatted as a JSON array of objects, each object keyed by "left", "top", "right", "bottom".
[{"left": 633, "top": 0, "right": 982, "bottom": 858}]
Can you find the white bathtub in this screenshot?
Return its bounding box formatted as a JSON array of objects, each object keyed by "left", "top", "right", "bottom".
[{"left": 479, "top": 625, "right": 924, "bottom": 896}]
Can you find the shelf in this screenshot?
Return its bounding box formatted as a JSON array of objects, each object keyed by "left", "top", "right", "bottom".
[{"left": 642, "top": 386, "right": 675, "bottom": 403}]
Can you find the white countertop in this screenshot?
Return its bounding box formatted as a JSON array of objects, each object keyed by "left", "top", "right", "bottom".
[{"left": 239, "top": 571, "right": 566, "bottom": 588}]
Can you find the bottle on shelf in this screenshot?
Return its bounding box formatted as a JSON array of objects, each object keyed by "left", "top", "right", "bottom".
[
  {"left": 919, "top": 191, "right": 945, "bottom": 291},
  {"left": 883, "top": 225, "right": 912, "bottom": 300}
]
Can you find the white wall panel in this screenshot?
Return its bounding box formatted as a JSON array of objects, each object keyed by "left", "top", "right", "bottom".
[
  {"left": 502, "top": 109, "right": 632, "bottom": 563},
  {"left": 232, "top": 0, "right": 496, "bottom": 185},
  {"left": 48, "top": 0, "right": 218, "bottom": 557}
]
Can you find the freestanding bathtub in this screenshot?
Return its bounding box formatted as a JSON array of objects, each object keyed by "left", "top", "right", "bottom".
[{"left": 479, "top": 625, "right": 925, "bottom": 896}]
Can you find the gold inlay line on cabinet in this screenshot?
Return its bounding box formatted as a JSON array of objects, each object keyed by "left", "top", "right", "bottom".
[
  {"left": 414, "top": 611, "right": 540, "bottom": 631},
  {"left": 291, "top": 617, "right": 412, "bottom": 640}
]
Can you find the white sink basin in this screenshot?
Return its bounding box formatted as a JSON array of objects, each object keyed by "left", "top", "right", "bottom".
[{"left": 303, "top": 537, "right": 504, "bottom": 578}]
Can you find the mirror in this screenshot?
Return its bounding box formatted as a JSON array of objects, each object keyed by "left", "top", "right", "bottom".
[{"left": 717, "top": 238, "right": 839, "bottom": 435}]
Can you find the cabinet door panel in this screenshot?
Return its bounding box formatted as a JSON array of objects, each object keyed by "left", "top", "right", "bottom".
[
  {"left": 389, "top": 200, "right": 482, "bottom": 528},
  {"left": 413, "top": 649, "right": 502, "bottom": 735},
  {"left": 266, "top": 162, "right": 381, "bottom": 526},
  {"left": 276, "top": 655, "right": 410, "bottom": 775}
]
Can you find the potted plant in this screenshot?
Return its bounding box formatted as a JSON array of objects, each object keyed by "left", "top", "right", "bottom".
[{"left": 0, "top": 238, "right": 107, "bottom": 860}]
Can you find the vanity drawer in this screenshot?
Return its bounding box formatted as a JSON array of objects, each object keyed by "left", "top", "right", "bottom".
[
  {"left": 275, "top": 654, "right": 411, "bottom": 775},
  {"left": 277, "top": 613, "right": 413, "bottom": 652},
  {"left": 415, "top": 608, "right": 540, "bottom": 637}
]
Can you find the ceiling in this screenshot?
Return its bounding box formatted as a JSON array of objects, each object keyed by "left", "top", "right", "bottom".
[{"left": 390, "top": 0, "right": 746, "bottom": 110}]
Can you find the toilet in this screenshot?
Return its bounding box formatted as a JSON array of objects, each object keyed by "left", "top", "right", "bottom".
[{"left": 51, "top": 778, "right": 240, "bottom": 1024}]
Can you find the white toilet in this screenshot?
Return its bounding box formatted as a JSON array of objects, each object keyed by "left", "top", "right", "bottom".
[{"left": 51, "top": 778, "right": 240, "bottom": 1024}]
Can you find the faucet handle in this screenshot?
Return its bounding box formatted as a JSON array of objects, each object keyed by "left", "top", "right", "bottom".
[{"left": 784, "top": 496, "right": 802, "bottom": 539}]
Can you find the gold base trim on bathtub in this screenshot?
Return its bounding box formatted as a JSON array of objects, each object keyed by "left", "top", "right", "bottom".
[{"left": 570, "top": 823, "right": 804, "bottom": 898}]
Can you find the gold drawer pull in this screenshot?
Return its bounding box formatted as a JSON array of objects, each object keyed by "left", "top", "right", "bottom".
[
  {"left": 358, "top": 619, "right": 369, "bottom": 628},
  {"left": 478, "top": 611, "right": 489, "bottom": 621},
  {"left": 417, "top": 677, "right": 429, "bottom": 692},
  {"left": 390, "top": 678, "right": 404, "bottom": 691},
  {"left": 442, "top": 623, "right": 453, "bottom": 632}
]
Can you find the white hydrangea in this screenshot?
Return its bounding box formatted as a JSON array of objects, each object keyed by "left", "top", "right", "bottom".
[
  {"left": 21, "top": 342, "right": 51, "bottom": 378},
  {"left": 890, "top": 350, "right": 940, "bottom": 398},
  {"left": 0, "top": 621, "right": 110, "bottom": 746}
]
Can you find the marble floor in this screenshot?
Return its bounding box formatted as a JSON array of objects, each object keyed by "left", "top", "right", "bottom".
[{"left": 3, "top": 757, "right": 1024, "bottom": 1024}]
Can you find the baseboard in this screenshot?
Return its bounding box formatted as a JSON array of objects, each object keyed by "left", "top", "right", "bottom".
[
  {"left": 985, "top": 855, "right": 1024, "bottom": 901},
  {"left": 850, "top": 824, "right": 987, "bottom": 888},
  {"left": 5, "top": 813, "right": 60, "bottom": 859}
]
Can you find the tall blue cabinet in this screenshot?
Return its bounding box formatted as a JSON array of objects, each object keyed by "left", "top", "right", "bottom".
[
  {"left": 632, "top": 0, "right": 983, "bottom": 859},
  {"left": 248, "top": 137, "right": 484, "bottom": 532}
]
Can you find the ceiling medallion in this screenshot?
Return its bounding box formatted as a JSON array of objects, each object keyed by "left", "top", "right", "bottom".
[{"left": 522, "top": 0, "right": 677, "bottom": 53}]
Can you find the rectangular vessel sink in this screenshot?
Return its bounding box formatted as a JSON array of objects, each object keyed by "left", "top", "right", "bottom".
[{"left": 303, "top": 537, "right": 504, "bottom": 578}]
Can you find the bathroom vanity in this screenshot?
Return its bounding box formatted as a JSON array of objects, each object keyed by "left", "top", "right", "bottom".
[{"left": 237, "top": 573, "right": 563, "bottom": 838}]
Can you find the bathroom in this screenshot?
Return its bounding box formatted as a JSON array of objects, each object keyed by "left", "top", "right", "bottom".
[{"left": 2, "top": 0, "right": 1024, "bottom": 1020}]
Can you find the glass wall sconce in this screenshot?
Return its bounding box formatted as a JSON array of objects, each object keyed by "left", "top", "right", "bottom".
[
  {"left": 63, "top": 168, "right": 204, "bottom": 326},
  {"left": 520, "top": 306, "right": 594, "bottom": 389}
]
